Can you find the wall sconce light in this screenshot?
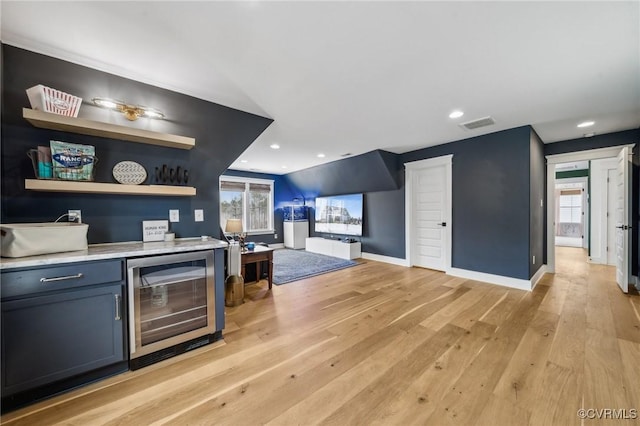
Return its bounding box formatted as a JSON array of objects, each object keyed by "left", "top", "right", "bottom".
[{"left": 92, "top": 97, "right": 165, "bottom": 121}]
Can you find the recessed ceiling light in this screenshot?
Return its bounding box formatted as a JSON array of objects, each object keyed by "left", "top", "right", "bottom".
[
  {"left": 270, "top": 144, "right": 280, "bottom": 149},
  {"left": 240, "top": 160, "right": 248, "bottom": 163},
  {"left": 281, "top": 165, "right": 288, "bottom": 169},
  {"left": 449, "top": 110, "right": 464, "bottom": 119},
  {"left": 584, "top": 132, "right": 596, "bottom": 138},
  {"left": 577, "top": 121, "right": 595, "bottom": 128},
  {"left": 317, "top": 153, "right": 325, "bottom": 158}
]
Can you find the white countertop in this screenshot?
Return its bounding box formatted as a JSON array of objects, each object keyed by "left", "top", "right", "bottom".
[{"left": 0, "top": 238, "right": 228, "bottom": 270}]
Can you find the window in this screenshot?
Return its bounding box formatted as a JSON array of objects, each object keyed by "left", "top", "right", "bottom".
[
  {"left": 220, "top": 176, "right": 274, "bottom": 234},
  {"left": 559, "top": 189, "right": 582, "bottom": 223}
]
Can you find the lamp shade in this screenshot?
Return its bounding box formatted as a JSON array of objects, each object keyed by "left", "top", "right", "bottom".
[{"left": 225, "top": 218, "right": 243, "bottom": 234}]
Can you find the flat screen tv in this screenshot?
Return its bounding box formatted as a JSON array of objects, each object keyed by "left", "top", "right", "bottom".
[{"left": 315, "top": 193, "right": 363, "bottom": 236}]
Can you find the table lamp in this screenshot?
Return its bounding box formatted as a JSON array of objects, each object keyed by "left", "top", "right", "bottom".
[{"left": 225, "top": 219, "right": 243, "bottom": 244}]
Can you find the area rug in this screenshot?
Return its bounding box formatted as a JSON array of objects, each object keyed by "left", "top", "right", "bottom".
[{"left": 272, "top": 249, "right": 358, "bottom": 285}]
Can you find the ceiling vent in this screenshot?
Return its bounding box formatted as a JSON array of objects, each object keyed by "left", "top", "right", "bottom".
[{"left": 459, "top": 116, "right": 495, "bottom": 130}]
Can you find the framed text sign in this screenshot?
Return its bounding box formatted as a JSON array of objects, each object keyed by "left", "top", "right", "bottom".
[{"left": 142, "top": 220, "right": 169, "bottom": 242}]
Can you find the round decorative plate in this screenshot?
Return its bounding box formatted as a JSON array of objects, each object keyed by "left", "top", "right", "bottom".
[{"left": 112, "top": 161, "right": 147, "bottom": 185}]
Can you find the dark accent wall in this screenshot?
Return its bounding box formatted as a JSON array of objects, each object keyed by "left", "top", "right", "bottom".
[
  {"left": 285, "top": 150, "right": 400, "bottom": 197},
  {"left": 402, "top": 126, "right": 533, "bottom": 280},
  {"left": 544, "top": 129, "right": 639, "bottom": 156},
  {"left": 530, "top": 129, "right": 545, "bottom": 278},
  {"left": 1, "top": 45, "right": 272, "bottom": 243},
  {"left": 221, "top": 170, "right": 298, "bottom": 246},
  {"left": 545, "top": 128, "right": 640, "bottom": 276}
]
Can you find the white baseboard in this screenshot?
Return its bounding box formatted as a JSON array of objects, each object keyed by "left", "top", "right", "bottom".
[
  {"left": 530, "top": 265, "right": 548, "bottom": 290},
  {"left": 361, "top": 252, "right": 410, "bottom": 267},
  {"left": 269, "top": 243, "right": 285, "bottom": 249},
  {"left": 448, "top": 265, "right": 548, "bottom": 291}
]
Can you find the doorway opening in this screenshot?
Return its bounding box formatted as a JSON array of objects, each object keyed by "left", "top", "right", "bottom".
[
  {"left": 554, "top": 162, "right": 588, "bottom": 249},
  {"left": 546, "top": 145, "right": 634, "bottom": 293}
]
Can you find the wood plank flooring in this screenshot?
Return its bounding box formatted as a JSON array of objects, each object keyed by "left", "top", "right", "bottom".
[{"left": 2, "top": 246, "right": 639, "bottom": 425}]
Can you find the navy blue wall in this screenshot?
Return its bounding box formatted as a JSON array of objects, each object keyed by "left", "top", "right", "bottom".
[
  {"left": 285, "top": 150, "right": 400, "bottom": 197},
  {"left": 1, "top": 45, "right": 272, "bottom": 243},
  {"left": 402, "top": 126, "right": 533, "bottom": 280}
]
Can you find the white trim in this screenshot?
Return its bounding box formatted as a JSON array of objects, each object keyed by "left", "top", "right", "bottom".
[
  {"left": 219, "top": 174, "right": 275, "bottom": 234},
  {"left": 530, "top": 265, "right": 548, "bottom": 290},
  {"left": 404, "top": 155, "right": 453, "bottom": 272},
  {"left": 361, "top": 252, "right": 410, "bottom": 267},
  {"left": 268, "top": 243, "right": 285, "bottom": 249},
  {"left": 404, "top": 155, "right": 453, "bottom": 170},
  {"left": 448, "top": 267, "right": 547, "bottom": 291},
  {"left": 546, "top": 144, "right": 635, "bottom": 273},
  {"left": 219, "top": 175, "right": 274, "bottom": 185}
]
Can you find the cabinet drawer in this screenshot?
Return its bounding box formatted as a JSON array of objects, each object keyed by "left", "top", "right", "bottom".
[{"left": 1, "top": 260, "right": 123, "bottom": 299}]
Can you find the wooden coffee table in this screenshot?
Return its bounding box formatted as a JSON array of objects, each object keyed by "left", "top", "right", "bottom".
[{"left": 240, "top": 245, "right": 274, "bottom": 289}]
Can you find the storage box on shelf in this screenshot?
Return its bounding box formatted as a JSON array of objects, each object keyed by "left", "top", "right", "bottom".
[{"left": 26, "top": 85, "right": 82, "bottom": 118}]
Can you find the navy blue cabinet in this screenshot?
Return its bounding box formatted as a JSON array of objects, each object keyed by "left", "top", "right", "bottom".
[{"left": 1, "top": 260, "right": 128, "bottom": 411}]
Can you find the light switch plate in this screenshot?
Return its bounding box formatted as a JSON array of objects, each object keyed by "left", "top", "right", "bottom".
[
  {"left": 169, "top": 209, "right": 180, "bottom": 223},
  {"left": 194, "top": 209, "right": 204, "bottom": 222}
]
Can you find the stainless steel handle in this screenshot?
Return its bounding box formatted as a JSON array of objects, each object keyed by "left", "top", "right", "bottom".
[
  {"left": 114, "top": 294, "right": 122, "bottom": 321},
  {"left": 40, "top": 273, "right": 84, "bottom": 283}
]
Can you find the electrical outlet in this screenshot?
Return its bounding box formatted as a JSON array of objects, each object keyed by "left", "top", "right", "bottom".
[
  {"left": 169, "top": 209, "right": 180, "bottom": 223},
  {"left": 194, "top": 209, "right": 204, "bottom": 222},
  {"left": 274, "top": 233, "right": 278, "bottom": 239},
  {"left": 68, "top": 209, "right": 82, "bottom": 223},
  {"left": 532, "top": 255, "right": 536, "bottom": 264}
]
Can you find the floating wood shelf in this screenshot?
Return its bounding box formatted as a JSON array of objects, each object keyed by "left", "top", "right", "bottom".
[
  {"left": 23, "top": 108, "right": 195, "bottom": 150},
  {"left": 25, "top": 179, "right": 196, "bottom": 196}
]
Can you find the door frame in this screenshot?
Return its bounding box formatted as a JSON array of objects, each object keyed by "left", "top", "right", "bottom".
[
  {"left": 546, "top": 145, "right": 634, "bottom": 273},
  {"left": 405, "top": 154, "right": 453, "bottom": 271}
]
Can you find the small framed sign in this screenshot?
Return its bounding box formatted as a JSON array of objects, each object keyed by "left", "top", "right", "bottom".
[{"left": 142, "top": 220, "right": 169, "bottom": 242}]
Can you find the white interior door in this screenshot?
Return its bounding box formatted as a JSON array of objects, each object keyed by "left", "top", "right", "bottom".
[
  {"left": 615, "top": 146, "right": 630, "bottom": 293},
  {"left": 405, "top": 156, "right": 452, "bottom": 272},
  {"left": 607, "top": 169, "right": 617, "bottom": 265}
]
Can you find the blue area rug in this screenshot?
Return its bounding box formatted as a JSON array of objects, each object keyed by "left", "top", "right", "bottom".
[{"left": 273, "top": 249, "right": 358, "bottom": 285}]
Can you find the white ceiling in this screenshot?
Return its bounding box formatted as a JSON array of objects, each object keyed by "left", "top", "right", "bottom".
[{"left": 2, "top": 1, "right": 639, "bottom": 175}]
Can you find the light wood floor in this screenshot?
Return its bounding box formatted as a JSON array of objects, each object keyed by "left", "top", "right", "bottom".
[{"left": 3, "top": 247, "right": 640, "bottom": 425}]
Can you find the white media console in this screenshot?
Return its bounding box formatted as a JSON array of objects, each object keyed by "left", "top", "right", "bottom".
[{"left": 305, "top": 237, "right": 361, "bottom": 260}]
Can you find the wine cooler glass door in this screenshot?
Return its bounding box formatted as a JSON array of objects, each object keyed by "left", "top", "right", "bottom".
[{"left": 127, "top": 251, "right": 215, "bottom": 359}]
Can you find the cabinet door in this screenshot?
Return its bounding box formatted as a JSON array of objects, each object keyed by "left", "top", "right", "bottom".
[{"left": 1, "top": 283, "right": 125, "bottom": 396}]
